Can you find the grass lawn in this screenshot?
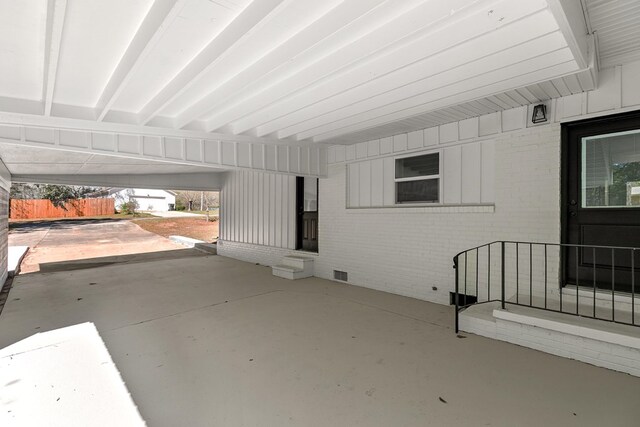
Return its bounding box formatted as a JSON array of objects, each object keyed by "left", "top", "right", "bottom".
[{"left": 133, "top": 217, "right": 219, "bottom": 242}]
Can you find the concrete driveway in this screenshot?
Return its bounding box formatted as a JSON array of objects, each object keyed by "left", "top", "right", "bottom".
[{"left": 9, "top": 219, "right": 184, "bottom": 273}]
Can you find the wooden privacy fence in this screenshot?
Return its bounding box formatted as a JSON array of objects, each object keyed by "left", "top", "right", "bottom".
[{"left": 10, "top": 198, "right": 115, "bottom": 220}]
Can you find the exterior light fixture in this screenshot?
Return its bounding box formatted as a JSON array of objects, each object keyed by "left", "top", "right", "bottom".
[{"left": 532, "top": 104, "right": 548, "bottom": 124}]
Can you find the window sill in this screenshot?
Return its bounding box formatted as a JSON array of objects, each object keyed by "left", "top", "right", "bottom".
[{"left": 345, "top": 204, "right": 495, "bottom": 214}]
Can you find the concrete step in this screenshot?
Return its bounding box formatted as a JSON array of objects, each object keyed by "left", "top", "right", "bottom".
[
  {"left": 460, "top": 302, "right": 640, "bottom": 377},
  {"left": 169, "top": 235, "right": 205, "bottom": 248},
  {"left": 272, "top": 264, "right": 312, "bottom": 280},
  {"left": 194, "top": 242, "right": 217, "bottom": 255},
  {"left": 281, "top": 255, "right": 314, "bottom": 271}
]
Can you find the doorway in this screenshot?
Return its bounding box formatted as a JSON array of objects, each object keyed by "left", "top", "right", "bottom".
[
  {"left": 296, "top": 177, "right": 318, "bottom": 252},
  {"left": 562, "top": 110, "right": 640, "bottom": 292}
]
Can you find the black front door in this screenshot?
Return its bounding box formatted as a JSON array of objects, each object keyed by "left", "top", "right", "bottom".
[
  {"left": 563, "top": 110, "right": 640, "bottom": 292},
  {"left": 296, "top": 177, "right": 318, "bottom": 252}
]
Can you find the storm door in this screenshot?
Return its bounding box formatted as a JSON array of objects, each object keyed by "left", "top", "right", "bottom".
[{"left": 563, "top": 111, "right": 640, "bottom": 292}]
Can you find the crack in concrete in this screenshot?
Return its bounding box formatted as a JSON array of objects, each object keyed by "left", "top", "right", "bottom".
[{"left": 109, "top": 290, "right": 283, "bottom": 331}]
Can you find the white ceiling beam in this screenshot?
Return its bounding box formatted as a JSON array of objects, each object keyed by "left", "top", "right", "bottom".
[
  {"left": 312, "top": 59, "right": 579, "bottom": 142},
  {"left": 95, "top": 0, "right": 187, "bottom": 122},
  {"left": 261, "top": 4, "right": 555, "bottom": 138},
  {"left": 173, "top": 0, "right": 390, "bottom": 130},
  {"left": 42, "top": 0, "right": 68, "bottom": 116},
  {"left": 230, "top": 0, "right": 545, "bottom": 137},
  {"left": 137, "top": 0, "right": 289, "bottom": 126},
  {"left": 0, "top": 112, "right": 280, "bottom": 146},
  {"left": 547, "top": 0, "right": 589, "bottom": 68}
]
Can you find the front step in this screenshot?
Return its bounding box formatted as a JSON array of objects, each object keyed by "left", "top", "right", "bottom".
[
  {"left": 272, "top": 255, "right": 314, "bottom": 280},
  {"left": 460, "top": 302, "right": 640, "bottom": 377}
]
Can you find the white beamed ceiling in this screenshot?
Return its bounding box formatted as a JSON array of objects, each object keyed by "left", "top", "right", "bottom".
[{"left": 0, "top": 0, "right": 602, "bottom": 146}]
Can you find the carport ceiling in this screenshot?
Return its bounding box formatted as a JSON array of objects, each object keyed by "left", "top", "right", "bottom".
[
  {"left": 2, "top": 0, "right": 595, "bottom": 144},
  {"left": 0, "top": 144, "right": 218, "bottom": 175}
]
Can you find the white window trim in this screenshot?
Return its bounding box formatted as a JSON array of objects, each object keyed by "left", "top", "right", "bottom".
[{"left": 394, "top": 150, "right": 442, "bottom": 204}]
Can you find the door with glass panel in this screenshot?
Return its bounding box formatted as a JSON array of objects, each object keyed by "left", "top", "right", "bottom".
[{"left": 563, "top": 111, "right": 640, "bottom": 292}]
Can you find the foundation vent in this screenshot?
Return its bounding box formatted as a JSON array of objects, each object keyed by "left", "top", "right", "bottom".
[{"left": 333, "top": 270, "right": 348, "bottom": 282}]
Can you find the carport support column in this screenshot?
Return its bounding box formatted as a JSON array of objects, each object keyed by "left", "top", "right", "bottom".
[{"left": 0, "top": 158, "right": 10, "bottom": 285}]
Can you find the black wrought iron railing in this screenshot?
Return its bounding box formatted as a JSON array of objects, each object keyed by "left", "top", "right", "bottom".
[{"left": 453, "top": 241, "right": 639, "bottom": 333}]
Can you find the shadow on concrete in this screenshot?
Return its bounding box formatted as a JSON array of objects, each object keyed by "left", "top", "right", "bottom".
[{"left": 32, "top": 248, "right": 209, "bottom": 274}]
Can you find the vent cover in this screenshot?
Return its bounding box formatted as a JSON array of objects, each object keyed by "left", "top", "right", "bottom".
[{"left": 333, "top": 270, "right": 348, "bottom": 281}]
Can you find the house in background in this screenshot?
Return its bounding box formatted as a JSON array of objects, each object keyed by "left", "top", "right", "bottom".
[{"left": 109, "top": 188, "right": 176, "bottom": 212}]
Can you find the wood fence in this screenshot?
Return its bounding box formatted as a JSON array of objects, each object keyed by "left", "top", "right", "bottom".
[{"left": 10, "top": 198, "right": 115, "bottom": 220}]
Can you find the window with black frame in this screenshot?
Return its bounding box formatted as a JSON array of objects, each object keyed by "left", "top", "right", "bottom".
[{"left": 395, "top": 153, "right": 440, "bottom": 203}]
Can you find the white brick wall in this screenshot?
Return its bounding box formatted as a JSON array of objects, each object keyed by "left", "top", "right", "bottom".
[
  {"left": 312, "top": 124, "right": 561, "bottom": 304},
  {"left": 218, "top": 123, "right": 562, "bottom": 305}
]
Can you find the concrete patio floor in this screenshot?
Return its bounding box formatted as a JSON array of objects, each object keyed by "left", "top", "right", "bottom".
[{"left": 0, "top": 255, "right": 639, "bottom": 427}]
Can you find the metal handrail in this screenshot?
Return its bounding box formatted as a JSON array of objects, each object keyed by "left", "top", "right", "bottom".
[{"left": 453, "top": 241, "right": 638, "bottom": 333}]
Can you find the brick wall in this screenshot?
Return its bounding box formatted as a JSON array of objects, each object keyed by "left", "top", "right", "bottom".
[
  {"left": 218, "top": 123, "right": 562, "bottom": 304},
  {"left": 311, "top": 124, "right": 562, "bottom": 304}
]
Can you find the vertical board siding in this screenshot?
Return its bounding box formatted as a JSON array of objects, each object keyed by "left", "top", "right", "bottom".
[
  {"left": 346, "top": 140, "right": 494, "bottom": 208},
  {"left": 221, "top": 170, "right": 297, "bottom": 249},
  {"left": 10, "top": 199, "right": 115, "bottom": 219}
]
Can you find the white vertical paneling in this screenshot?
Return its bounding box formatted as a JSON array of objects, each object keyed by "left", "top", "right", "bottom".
[
  {"left": 359, "top": 161, "right": 371, "bottom": 207},
  {"left": 290, "top": 146, "right": 300, "bottom": 173},
  {"left": 383, "top": 156, "right": 395, "bottom": 206},
  {"left": 502, "top": 106, "right": 526, "bottom": 131},
  {"left": 237, "top": 142, "right": 251, "bottom": 167},
  {"left": 461, "top": 144, "right": 481, "bottom": 203},
  {"left": 253, "top": 172, "right": 259, "bottom": 243},
  {"left": 459, "top": 117, "right": 479, "bottom": 140},
  {"left": 345, "top": 145, "right": 356, "bottom": 161},
  {"left": 587, "top": 66, "right": 622, "bottom": 113},
  {"left": 240, "top": 171, "right": 246, "bottom": 242},
  {"left": 621, "top": 61, "right": 640, "bottom": 107},
  {"left": 258, "top": 173, "right": 264, "bottom": 245},
  {"left": 263, "top": 172, "right": 270, "bottom": 245},
  {"left": 277, "top": 146, "right": 288, "bottom": 172},
  {"left": 424, "top": 127, "right": 438, "bottom": 146},
  {"left": 371, "top": 158, "right": 384, "bottom": 207},
  {"left": 310, "top": 147, "right": 319, "bottom": 175},
  {"left": 439, "top": 122, "right": 458, "bottom": 143},
  {"left": 348, "top": 163, "right": 359, "bottom": 208},
  {"left": 393, "top": 134, "right": 407, "bottom": 152},
  {"left": 265, "top": 145, "right": 277, "bottom": 170},
  {"left": 319, "top": 146, "right": 328, "bottom": 176},
  {"left": 443, "top": 146, "right": 462, "bottom": 204},
  {"left": 219, "top": 170, "right": 301, "bottom": 248},
  {"left": 407, "top": 130, "right": 423, "bottom": 149},
  {"left": 479, "top": 112, "right": 500, "bottom": 136},
  {"left": 274, "top": 174, "right": 282, "bottom": 247},
  {"left": 380, "top": 137, "right": 393, "bottom": 154},
  {"left": 299, "top": 146, "right": 310, "bottom": 174},
  {"left": 368, "top": 139, "right": 380, "bottom": 156},
  {"left": 481, "top": 141, "right": 496, "bottom": 203},
  {"left": 233, "top": 172, "right": 239, "bottom": 242},
  {"left": 356, "top": 142, "right": 367, "bottom": 159}
]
